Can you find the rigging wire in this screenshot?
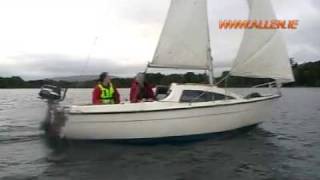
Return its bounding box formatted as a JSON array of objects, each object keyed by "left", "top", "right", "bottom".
[
  {"left": 75, "top": 36, "right": 99, "bottom": 88},
  {"left": 215, "top": 73, "right": 231, "bottom": 86}
]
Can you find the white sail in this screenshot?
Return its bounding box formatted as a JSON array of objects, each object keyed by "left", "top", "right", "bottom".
[
  {"left": 149, "top": 0, "right": 210, "bottom": 70},
  {"left": 230, "top": 0, "right": 295, "bottom": 83}
]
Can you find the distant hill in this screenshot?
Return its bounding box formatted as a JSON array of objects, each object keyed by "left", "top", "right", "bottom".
[
  {"left": 1, "top": 60, "right": 320, "bottom": 88},
  {"left": 49, "top": 75, "right": 117, "bottom": 82}
]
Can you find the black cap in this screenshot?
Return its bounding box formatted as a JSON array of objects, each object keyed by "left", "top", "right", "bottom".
[{"left": 98, "top": 72, "right": 108, "bottom": 82}]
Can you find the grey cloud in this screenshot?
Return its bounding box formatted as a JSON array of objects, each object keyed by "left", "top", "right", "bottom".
[
  {"left": 1, "top": 0, "right": 319, "bottom": 80},
  {"left": 109, "top": 0, "right": 170, "bottom": 25},
  {"left": 311, "top": 0, "right": 320, "bottom": 9},
  {"left": 1, "top": 53, "right": 228, "bottom": 80},
  {"left": 2, "top": 54, "right": 146, "bottom": 80},
  {"left": 284, "top": 7, "right": 320, "bottom": 62}
]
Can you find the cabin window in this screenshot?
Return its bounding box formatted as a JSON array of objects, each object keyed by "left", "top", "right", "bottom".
[{"left": 180, "top": 90, "right": 234, "bottom": 103}]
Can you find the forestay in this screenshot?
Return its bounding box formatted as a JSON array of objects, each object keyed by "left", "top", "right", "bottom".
[
  {"left": 230, "top": 0, "right": 295, "bottom": 83},
  {"left": 149, "top": 0, "right": 210, "bottom": 70}
]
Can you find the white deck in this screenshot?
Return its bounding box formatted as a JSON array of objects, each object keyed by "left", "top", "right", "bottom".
[{"left": 68, "top": 83, "right": 247, "bottom": 114}]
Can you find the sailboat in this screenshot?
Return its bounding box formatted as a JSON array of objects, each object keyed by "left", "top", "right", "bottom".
[{"left": 40, "top": 0, "right": 294, "bottom": 140}]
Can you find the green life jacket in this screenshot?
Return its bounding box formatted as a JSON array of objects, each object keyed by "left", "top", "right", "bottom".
[{"left": 98, "top": 83, "right": 115, "bottom": 104}]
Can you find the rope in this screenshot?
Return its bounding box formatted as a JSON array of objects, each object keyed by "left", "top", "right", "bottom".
[
  {"left": 215, "top": 73, "right": 231, "bottom": 86},
  {"left": 75, "top": 36, "right": 99, "bottom": 88}
]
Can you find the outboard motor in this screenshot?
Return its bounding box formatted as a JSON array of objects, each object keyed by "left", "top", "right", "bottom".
[
  {"left": 39, "top": 85, "right": 61, "bottom": 100},
  {"left": 39, "top": 85, "right": 68, "bottom": 102},
  {"left": 39, "top": 84, "right": 68, "bottom": 139}
]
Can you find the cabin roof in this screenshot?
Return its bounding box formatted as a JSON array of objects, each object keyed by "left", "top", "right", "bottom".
[{"left": 161, "top": 83, "right": 242, "bottom": 102}]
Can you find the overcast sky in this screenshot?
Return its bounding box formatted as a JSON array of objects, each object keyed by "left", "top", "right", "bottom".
[{"left": 0, "top": 0, "right": 319, "bottom": 80}]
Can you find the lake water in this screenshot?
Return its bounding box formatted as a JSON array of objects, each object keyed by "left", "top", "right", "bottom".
[{"left": 0, "top": 88, "right": 320, "bottom": 179}]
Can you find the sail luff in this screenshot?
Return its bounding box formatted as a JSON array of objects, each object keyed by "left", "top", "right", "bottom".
[{"left": 149, "top": 0, "right": 174, "bottom": 68}]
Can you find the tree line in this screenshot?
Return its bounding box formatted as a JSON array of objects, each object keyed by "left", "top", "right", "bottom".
[{"left": 1, "top": 60, "right": 319, "bottom": 88}]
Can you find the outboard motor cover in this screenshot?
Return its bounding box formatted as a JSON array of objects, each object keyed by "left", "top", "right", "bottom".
[{"left": 39, "top": 85, "right": 62, "bottom": 100}]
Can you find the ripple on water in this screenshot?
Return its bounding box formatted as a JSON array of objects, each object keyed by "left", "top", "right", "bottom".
[
  {"left": 0, "top": 88, "right": 319, "bottom": 179},
  {"left": 0, "top": 124, "right": 42, "bottom": 144},
  {"left": 235, "top": 162, "right": 269, "bottom": 178},
  {"left": 0, "top": 125, "right": 37, "bottom": 133},
  {"left": 0, "top": 134, "right": 41, "bottom": 144}
]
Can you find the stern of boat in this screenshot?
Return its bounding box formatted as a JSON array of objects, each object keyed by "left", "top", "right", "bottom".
[
  {"left": 39, "top": 84, "right": 69, "bottom": 139},
  {"left": 41, "top": 102, "right": 69, "bottom": 138}
]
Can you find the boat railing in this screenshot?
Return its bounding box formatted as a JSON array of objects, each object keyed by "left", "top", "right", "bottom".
[
  {"left": 189, "top": 87, "right": 233, "bottom": 104},
  {"left": 250, "top": 81, "right": 281, "bottom": 96},
  {"left": 252, "top": 81, "right": 277, "bottom": 88},
  {"left": 187, "top": 80, "right": 280, "bottom": 104}
]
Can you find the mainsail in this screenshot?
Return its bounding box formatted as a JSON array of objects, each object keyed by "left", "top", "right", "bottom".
[
  {"left": 149, "top": 0, "right": 211, "bottom": 70},
  {"left": 230, "top": 0, "right": 295, "bottom": 82}
]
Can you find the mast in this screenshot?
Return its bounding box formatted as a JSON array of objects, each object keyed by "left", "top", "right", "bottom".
[
  {"left": 205, "top": 0, "right": 215, "bottom": 85},
  {"left": 208, "top": 47, "right": 214, "bottom": 85}
]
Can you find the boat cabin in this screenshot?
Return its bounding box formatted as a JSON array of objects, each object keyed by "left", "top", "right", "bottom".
[{"left": 160, "top": 83, "right": 241, "bottom": 103}]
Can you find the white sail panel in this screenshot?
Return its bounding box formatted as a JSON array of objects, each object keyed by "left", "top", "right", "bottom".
[
  {"left": 230, "top": 0, "right": 294, "bottom": 82},
  {"left": 149, "top": 0, "right": 210, "bottom": 70}
]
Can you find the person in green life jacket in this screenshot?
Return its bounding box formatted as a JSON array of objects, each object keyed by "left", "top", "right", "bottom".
[{"left": 92, "top": 72, "right": 120, "bottom": 104}]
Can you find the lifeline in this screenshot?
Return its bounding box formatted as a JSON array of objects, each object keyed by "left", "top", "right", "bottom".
[{"left": 219, "top": 19, "right": 299, "bottom": 30}]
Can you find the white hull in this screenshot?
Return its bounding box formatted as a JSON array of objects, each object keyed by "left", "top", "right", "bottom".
[{"left": 60, "top": 96, "right": 278, "bottom": 140}]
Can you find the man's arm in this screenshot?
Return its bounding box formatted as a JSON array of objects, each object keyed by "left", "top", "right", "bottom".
[
  {"left": 130, "top": 81, "right": 139, "bottom": 103},
  {"left": 92, "top": 86, "right": 101, "bottom": 104}
]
